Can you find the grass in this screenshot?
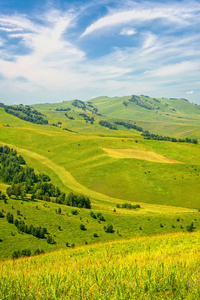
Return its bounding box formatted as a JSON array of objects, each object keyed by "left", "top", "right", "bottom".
[
  {"left": 0, "top": 196, "right": 199, "bottom": 259},
  {"left": 0, "top": 96, "right": 200, "bottom": 298},
  {"left": 1, "top": 231, "right": 200, "bottom": 299},
  {"left": 103, "top": 148, "right": 182, "bottom": 163},
  {"left": 0, "top": 97, "right": 200, "bottom": 260}
]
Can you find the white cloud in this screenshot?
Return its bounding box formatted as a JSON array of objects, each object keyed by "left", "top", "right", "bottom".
[
  {"left": 120, "top": 28, "right": 136, "bottom": 36},
  {"left": 81, "top": 3, "right": 200, "bottom": 37},
  {"left": 145, "top": 61, "right": 199, "bottom": 77},
  {"left": 0, "top": 27, "right": 23, "bottom": 32},
  {"left": 0, "top": 2, "right": 200, "bottom": 104},
  {"left": 186, "top": 90, "right": 194, "bottom": 94}
]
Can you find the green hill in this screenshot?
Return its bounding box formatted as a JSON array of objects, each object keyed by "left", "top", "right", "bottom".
[{"left": 0, "top": 94, "right": 200, "bottom": 262}]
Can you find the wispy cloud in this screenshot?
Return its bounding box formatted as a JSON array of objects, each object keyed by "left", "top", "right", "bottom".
[
  {"left": 81, "top": 2, "right": 200, "bottom": 37},
  {"left": 0, "top": 1, "right": 200, "bottom": 104}
]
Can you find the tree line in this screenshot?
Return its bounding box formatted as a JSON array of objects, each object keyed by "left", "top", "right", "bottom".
[
  {"left": 114, "top": 121, "right": 143, "bottom": 132},
  {"left": 142, "top": 132, "right": 198, "bottom": 144},
  {"left": 0, "top": 103, "right": 48, "bottom": 125},
  {"left": 0, "top": 145, "right": 91, "bottom": 208},
  {"left": 99, "top": 120, "right": 117, "bottom": 130}
]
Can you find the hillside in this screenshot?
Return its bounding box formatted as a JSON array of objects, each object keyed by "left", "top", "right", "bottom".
[
  {"left": 0, "top": 94, "right": 200, "bottom": 261},
  {"left": 1, "top": 231, "right": 200, "bottom": 299},
  {"left": 32, "top": 95, "right": 200, "bottom": 139}
]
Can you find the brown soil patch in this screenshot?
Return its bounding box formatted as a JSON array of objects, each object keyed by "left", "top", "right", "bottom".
[{"left": 103, "top": 148, "right": 182, "bottom": 164}]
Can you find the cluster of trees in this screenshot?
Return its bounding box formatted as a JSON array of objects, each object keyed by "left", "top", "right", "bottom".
[
  {"left": 114, "top": 121, "right": 143, "bottom": 132},
  {"left": 142, "top": 132, "right": 198, "bottom": 144},
  {"left": 123, "top": 101, "right": 128, "bottom": 107},
  {"left": 0, "top": 145, "right": 91, "bottom": 208},
  {"left": 0, "top": 191, "right": 6, "bottom": 200},
  {"left": 54, "top": 192, "right": 91, "bottom": 209},
  {"left": 90, "top": 211, "right": 105, "bottom": 221},
  {"left": 64, "top": 192, "right": 91, "bottom": 209},
  {"left": 87, "top": 104, "right": 98, "bottom": 115},
  {"left": 99, "top": 120, "right": 117, "bottom": 130},
  {"left": 129, "top": 95, "right": 158, "bottom": 110},
  {"left": 55, "top": 108, "right": 71, "bottom": 111},
  {"left": 64, "top": 113, "right": 74, "bottom": 120},
  {"left": 12, "top": 249, "right": 31, "bottom": 259},
  {"left": 0, "top": 103, "right": 48, "bottom": 125},
  {"left": 6, "top": 212, "right": 48, "bottom": 239},
  {"left": 116, "top": 203, "right": 141, "bottom": 209},
  {"left": 79, "top": 113, "right": 94, "bottom": 123},
  {"left": 0, "top": 145, "right": 63, "bottom": 200},
  {"left": 104, "top": 224, "right": 114, "bottom": 233},
  {"left": 12, "top": 248, "right": 44, "bottom": 259},
  {"left": 63, "top": 128, "right": 77, "bottom": 133},
  {"left": 72, "top": 100, "right": 86, "bottom": 109}
]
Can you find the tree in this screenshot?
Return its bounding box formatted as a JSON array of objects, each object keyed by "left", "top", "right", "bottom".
[
  {"left": 80, "top": 224, "right": 86, "bottom": 230},
  {"left": 104, "top": 224, "right": 114, "bottom": 233},
  {"left": 186, "top": 222, "right": 196, "bottom": 232}
]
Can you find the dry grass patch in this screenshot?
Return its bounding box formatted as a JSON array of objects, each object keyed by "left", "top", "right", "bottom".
[{"left": 103, "top": 148, "right": 182, "bottom": 164}]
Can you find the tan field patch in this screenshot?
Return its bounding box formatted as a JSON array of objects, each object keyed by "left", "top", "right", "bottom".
[{"left": 103, "top": 148, "right": 182, "bottom": 164}]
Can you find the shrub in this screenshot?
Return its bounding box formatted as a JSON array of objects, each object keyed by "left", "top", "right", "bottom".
[
  {"left": 93, "top": 233, "right": 98, "bottom": 237},
  {"left": 90, "top": 211, "right": 97, "bottom": 219},
  {"left": 47, "top": 235, "right": 56, "bottom": 244},
  {"left": 6, "top": 212, "right": 14, "bottom": 223},
  {"left": 80, "top": 224, "right": 86, "bottom": 230},
  {"left": 71, "top": 209, "right": 78, "bottom": 215},
  {"left": 186, "top": 222, "right": 196, "bottom": 232},
  {"left": 104, "top": 224, "right": 114, "bottom": 233},
  {"left": 99, "top": 215, "right": 105, "bottom": 221},
  {"left": 34, "top": 249, "right": 44, "bottom": 255}
]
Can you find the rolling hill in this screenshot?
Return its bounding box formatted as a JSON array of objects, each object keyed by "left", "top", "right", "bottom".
[{"left": 0, "top": 94, "right": 200, "bottom": 262}]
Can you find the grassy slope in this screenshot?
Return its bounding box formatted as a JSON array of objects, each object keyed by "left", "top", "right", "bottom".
[
  {"left": 0, "top": 97, "right": 200, "bottom": 260},
  {"left": 1, "top": 231, "right": 200, "bottom": 299},
  {"left": 32, "top": 95, "right": 200, "bottom": 139}
]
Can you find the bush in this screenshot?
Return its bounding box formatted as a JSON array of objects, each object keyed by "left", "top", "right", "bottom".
[
  {"left": 90, "top": 211, "right": 97, "bottom": 219},
  {"left": 93, "top": 233, "right": 98, "bottom": 237},
  {"left": 6, "top": 212, "right": 14, "bottom": 223},
  {"left": 71, "top": 209, "right": 78, "bottom": 215},
  {"left": 104, "top": 224, "right": 114, "bottom": 233},
  {"left": 34, "top": 248, "right": 44, "bottom": 255},
  {"left": 47, "top": 235, "right": 56, "bottom": 244},
  {"left": 99, "top": 215, "right": 105, "bottom": 221},
  {"left": 80, "top": 224, "right": 86, "bottom": 231},
  {"left": 186, "top": 222, "right": 196, "bottom": 232}
]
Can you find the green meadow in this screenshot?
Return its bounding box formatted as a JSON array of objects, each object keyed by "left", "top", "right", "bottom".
[
  {"left": 1, "top": 231, "right": 200, "bottom": 299},
  {"left": 0, "top": 95, "right": 200, "bottom": 299}
]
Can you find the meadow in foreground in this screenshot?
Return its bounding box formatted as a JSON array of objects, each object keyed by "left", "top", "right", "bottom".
[{"left": 0, "top": 231, "right": 200, "bottom": 300}]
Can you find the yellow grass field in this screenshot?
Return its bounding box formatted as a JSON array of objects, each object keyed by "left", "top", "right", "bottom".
[{"left": 103, "top": 148, "right": 182, "bottom": 163}]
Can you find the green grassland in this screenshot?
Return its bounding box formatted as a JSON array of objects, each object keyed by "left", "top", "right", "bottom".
[
  {"left": 0, "top": 95, "right": 200, "bottom": 261},
  {"left": 1, "top": 231, "right": 200, "bottom": 299},
  {"left": 1, "top": 95, "right": 200, "bottom": 299}
]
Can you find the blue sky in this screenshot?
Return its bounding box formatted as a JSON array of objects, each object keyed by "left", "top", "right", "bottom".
[{"left": 0, "top": 0, "right": 200, "bottom": 105}]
